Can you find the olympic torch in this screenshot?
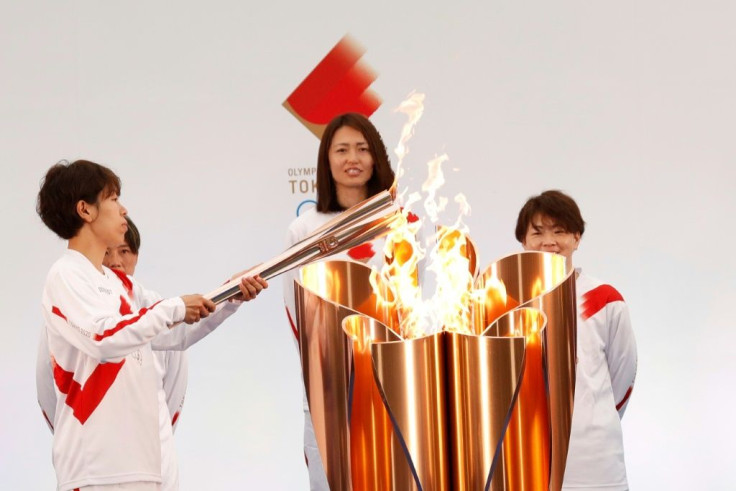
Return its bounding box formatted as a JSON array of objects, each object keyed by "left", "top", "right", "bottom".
[{"left": 204, "top": 190, "right": 401, "bottom": 304}]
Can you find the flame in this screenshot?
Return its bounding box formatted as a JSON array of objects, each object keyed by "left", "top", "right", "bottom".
[
  {"left": 392, "top": 91, "right": 425, "bottom": 191},
  {"left": 422, "top": 154, "right": 449, "bottom": 223},
  {"left": 427, "top": 227, "right": 474, "bottom": 334},
  {"left": 376, "top": 205, "right": 428, "bottom": 338},
  {"left": 375, "top": 93, "right": 429, "bottom": 339},
  {"left": 375, "top": 92, "right": 516, "bottom": 339}
]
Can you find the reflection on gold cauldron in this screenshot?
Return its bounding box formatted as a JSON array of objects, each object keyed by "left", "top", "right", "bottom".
[{"left": 294, "top": 251, "right": 576, "bottom": 491}]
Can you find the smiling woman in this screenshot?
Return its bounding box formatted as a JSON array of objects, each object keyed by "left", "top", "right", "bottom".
[
  {"left": 328, "top": 126, "right": 375, "bottom": 206},
  {"left": 514, "top": 189, "right": 637, "bottom": 490},
  {"left": 283, "top": 112, "right": 395, "bottom": 490},
  {"left": 315, "top": 112, "right": 395, "bottom": 212}
]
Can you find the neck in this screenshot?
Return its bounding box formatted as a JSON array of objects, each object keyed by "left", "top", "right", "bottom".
[
  {"left": 68, "top": 228, "right": 107, "bottom": 273},
  {"left": 336, "top": 187, "right": 367, "bottom": 210}
]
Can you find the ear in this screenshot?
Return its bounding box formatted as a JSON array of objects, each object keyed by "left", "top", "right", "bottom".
[
  {"left": 573, "top": 232, "right": 581, "bottom": 250},
  {"left": 76, "top": 200, "right": 97, "bottom": 224}
]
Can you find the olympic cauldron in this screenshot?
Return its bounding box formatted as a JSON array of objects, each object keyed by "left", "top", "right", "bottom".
[{"left": 293, "top": 250, "right": 577, "bottom": 491}]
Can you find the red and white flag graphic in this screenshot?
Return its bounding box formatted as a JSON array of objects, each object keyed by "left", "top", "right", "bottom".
[{"left": 284, "top": 34, "right": 381, "bottom": 138}]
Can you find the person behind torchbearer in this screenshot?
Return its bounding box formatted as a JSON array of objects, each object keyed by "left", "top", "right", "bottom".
[
  {"left": 515, "top": 189, "right": 637, "bottom": 490},
  {"left": 36, "top": 159, "right": 267, "bottom": 491},
  {"left": 283, "top": 113, "right": 395, "bottom": 490},
  {"left": 103, "top": 217, "right": 189, "bottom": 433}
]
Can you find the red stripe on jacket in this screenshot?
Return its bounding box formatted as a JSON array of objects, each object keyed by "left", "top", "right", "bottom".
[
  {"left": 93, "top": 300, "right": 164, "bottom": 341},
  {"left": 616, "top": 386, "right": 633, "bottom": 411},
  {"left": 52, "top": 298, "right": 163, "bottom": 342},
  {"left": 580, "top": 284, "right": 624, "bottom": 320},
  {"left": 119, "top": 295, "right": 132, "bottom": 315},
  {"left": 52, "top": 306, "right": 67, "bottom": 321},
  {"left": 109, "top": 268, "right": 133, "bottom": 297},
  {"left": 42, "top": 409, "right": 54, "bottom": 431},
  {"left": 52, "top": 356, "right": 125, "bottom": 425}
]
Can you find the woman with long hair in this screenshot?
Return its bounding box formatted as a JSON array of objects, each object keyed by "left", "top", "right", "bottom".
[{"left": 283, "top": 113, "right": 394, "bottom": 490}]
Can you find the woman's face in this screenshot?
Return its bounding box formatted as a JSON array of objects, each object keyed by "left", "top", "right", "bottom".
[
  {"left": 103, "top": 242, "right": 139, "bottom": 275},
  {"left": 521, "top": 213, "right": 580, "bottom": 267},
  {"left": 328, "top": 125, "right": 374, "bottom": 195}
]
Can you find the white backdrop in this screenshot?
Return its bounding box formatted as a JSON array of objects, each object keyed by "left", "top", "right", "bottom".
[{"left": 1, "top": 1, "right": 735, "bottom": 489}]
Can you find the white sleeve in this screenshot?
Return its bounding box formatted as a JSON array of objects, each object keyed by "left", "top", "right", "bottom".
[
  {"left": 131, "top": 278, "right": 190, "bottom": 428},
  {"left": 151, "top": 301, "right": 239, "bottom": 351},
  {"left": 35, "top": 325, "right": 56, "bottom": 433},
  {"left": 129, "top": 276, "right": 240, "bottom": 351},
  {"left": 42, "top": 266, "right": 185, "bottom": 362},
  {"left": 160, "top": 351, "right": 188, "bottom": 431},
  {"left": 606, "top": 302, "right": 638, "bottom": 417}
]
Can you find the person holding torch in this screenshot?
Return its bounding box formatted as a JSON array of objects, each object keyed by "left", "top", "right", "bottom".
[{"left": 36, "top": 159, "right": 267, "bottom": 491}]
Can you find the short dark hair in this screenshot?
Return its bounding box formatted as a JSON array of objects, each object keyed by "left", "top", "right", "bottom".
[
  {"left": 37, "top": 159, "right": 121, "bottom": 240},
  {"left": 515, "top": 190, "right": 586, "bottom": 242},
  {"left": 316, "top": 113, "right": 395, "bottom": 212},
  {"left": 124, "top": 216, "right": 141, "bottom": 254}
]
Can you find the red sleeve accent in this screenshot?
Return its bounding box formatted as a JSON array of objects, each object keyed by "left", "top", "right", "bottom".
[
  {"left": 285, "top": 306, "right": 299, "bottom": 342},
  {"left": 109, "top": 268, "right": 133, "bottom": 297},
  {"left": 93, "top": 300, "right": 164, "bottom": 341},
  {"left": 52, "top": 306, "right": 67, "bottom": 321},
  {"left": 285, "top": 35, "right": 380, "bottom": 125},
  {"left": 580, "top": 284, "right": 624, "bottom": 320},
  {"left": 52, "top": 357, "right": 125, "bottom": 425},
  {"left": 616, "top": 386, "right": 633, "bottom": 411},
  {"left": 347, "top": 243, "right": 376, "bottom": 261},
  {"left": 171, "top": 411, "right": 180, "bottom": 427}
]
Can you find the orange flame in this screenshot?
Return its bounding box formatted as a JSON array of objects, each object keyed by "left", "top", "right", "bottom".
[
  {"left": 376, "top": 92, "right": 517, "bottom": 339},
  {"left": 428, "top": 227, "right": 474, "bottom": 333},
  {"left": 375, "top": 207, "right": 425, "bottom": 338},
  {"left": 392, "top": 91, "right": 426, "bottom": 192}
]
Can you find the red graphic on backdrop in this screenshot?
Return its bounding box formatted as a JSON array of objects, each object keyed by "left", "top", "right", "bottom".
[{"left": 284, "top": 34, "right": 381, "bottom": 138}]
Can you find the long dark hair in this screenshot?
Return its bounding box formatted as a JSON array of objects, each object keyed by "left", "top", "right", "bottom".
[{"left": 316, "top": 113, "right": 394, "bottom": 212}]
